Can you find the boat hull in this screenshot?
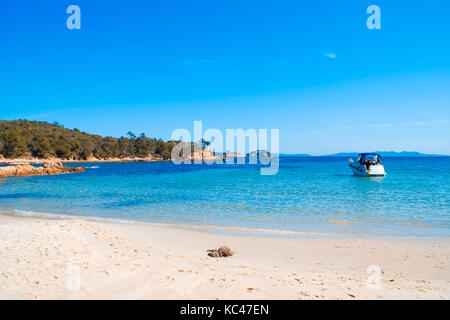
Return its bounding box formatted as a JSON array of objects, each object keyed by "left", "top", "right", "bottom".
[{"left": 349, "top": 163, "right": 386, "bottom": 177}]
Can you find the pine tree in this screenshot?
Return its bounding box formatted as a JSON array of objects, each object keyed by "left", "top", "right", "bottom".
[
  {"left": 3, "top": 128, "right": 28, "bottom": 158},
  {"left": 29, "top": 134, "right": 53, "bottom": 158}
]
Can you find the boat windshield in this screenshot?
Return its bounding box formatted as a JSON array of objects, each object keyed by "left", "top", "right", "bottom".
[
  {"left": 365, "top": 155, "right": 380, "bottom": 162},
  {"left": 359, "top": 154, "right": 381, "bottom": 164}
]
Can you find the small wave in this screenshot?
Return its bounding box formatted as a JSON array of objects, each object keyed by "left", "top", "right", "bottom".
[
  {"left": 1, "top": 209, "right": 139, "bottom": 225},
  {"left": 160, "top": 222, "right": 321, "bottom": 236},
  {"left": 1, "top": 209, "right": 446, "bottom": 240},
  {"left": 1, "top": 209, "right": 320, "bottom": 236},
  {"left": 86, "top": 166, "right": 100, "bottom": 169},
  {"left": 7, "top": 210, "right": 79, "bottom": 220},
  {"left": 327, "top": 219, "right": 352, "bottom": 226}
]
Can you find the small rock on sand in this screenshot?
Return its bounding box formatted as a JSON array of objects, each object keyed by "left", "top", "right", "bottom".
[{"left": 207, "top": 245, "right": 233, "bottom": 258}]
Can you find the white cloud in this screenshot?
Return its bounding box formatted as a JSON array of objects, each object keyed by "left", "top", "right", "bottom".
[{"left": 323, "top": 52, "right": 336, "bottom": 59}]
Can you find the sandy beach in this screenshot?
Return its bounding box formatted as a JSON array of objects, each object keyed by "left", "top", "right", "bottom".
[{"left": 0, "top": 215, "right": 448, "bottom": 300}]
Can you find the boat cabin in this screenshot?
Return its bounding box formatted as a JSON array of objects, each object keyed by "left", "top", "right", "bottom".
[{"left": 358, "top": 153, "right": 382, "bottom": 168}]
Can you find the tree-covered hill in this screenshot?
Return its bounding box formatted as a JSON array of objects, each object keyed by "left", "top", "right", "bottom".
[{"left": 0, "top": 120, "right": 175, "bottom": 160}]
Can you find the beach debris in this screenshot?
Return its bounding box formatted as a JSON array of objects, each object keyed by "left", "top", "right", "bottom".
[{"left": 207, "top": 245, "right": 233, "bottom": 258}]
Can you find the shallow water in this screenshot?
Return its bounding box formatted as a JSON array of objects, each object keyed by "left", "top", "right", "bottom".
[{"left": 0, "top": 157, "right": 449, "bottom": 238}]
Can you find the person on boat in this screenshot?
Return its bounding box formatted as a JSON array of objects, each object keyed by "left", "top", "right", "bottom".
[{"left": 359, "top": 155, "right": 364, "bottom": 165}]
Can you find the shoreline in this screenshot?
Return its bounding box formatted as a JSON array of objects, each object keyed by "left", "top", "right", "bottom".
[
  {"left": 1, "top": 210, "right": 448, "bottom": 242},
  {"left": 0, "top": 214, "right": 448, "bottom": 299}
]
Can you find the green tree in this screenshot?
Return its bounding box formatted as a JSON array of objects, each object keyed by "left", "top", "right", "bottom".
[
  {"left": 54, "top": 137, "right": 72, "bottom": 159},
  {"left": 77, "top": 140, "right": 92, "bottom": 160},
  {"left": 118, "top": 137, "right": 135, "bottom": 157},
  {"left": 3, "top": 129, "right": 28, "bottom": 158},
  {"left": 199, "top": 138, "right": 211, "bottom": 149},
  {"left": 29, "top": 134, "right": 53, "bottom": 158},
  {"left": 135, "top": 133, "right": 152, "bottom": 157},
  {"left": 127, "top": 131, "right": 137, "bottom": 140}
]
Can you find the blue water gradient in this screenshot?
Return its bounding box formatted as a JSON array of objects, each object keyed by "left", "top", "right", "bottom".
[{"left": 0, "top": 157, "right": 449, "bottom": 238}]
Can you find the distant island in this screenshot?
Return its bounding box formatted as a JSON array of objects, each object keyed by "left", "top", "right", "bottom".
[
  {"left": 322, "top": 151, "right": 448, "bottom": 157},
  {"left": 280, "top": 151, "right": 448, "bottom": 157},
  {"left": 247, "top": 150, "right": 271, "bottom": 158}
]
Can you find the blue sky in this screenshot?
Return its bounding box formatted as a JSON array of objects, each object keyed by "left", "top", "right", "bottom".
[{"left": 1, "top": 0, "right": 449, "bottom": 155}]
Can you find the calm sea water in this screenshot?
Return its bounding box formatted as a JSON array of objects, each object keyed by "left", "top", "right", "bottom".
[{"left": 1, "top": 157, "right": 449, "bottom": 238}]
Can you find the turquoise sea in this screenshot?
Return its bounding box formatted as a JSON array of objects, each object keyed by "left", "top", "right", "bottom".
[{"left": 1, "top": 156, "right": 449, "bottom": 238}]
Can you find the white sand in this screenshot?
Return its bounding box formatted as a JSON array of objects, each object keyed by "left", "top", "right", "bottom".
[{"left": 0, "top": 215, "right": 448, "bottom": 300}]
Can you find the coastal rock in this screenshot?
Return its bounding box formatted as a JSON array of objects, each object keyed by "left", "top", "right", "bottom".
[
  {"left": 191, "top": 148, "right": 220, "bottom": 162},
  {"left": 0, "top": 166, "right": 16, "bottom": 177},
  {"left": 207, "top": 245, "right": 234, "bottom": 258},
  {"left": 202, "top": 149, "right": 215, "bottom": 161},
  {"left": 42, "top": 161, "right": 67, "bottom": 175},
  {"left": 69, "top": 167, "right": 84, "bottom": 173},
  {"left": 0, "top": 161, "right": 84, "bottom": 178},
  {"left": 224, "top": 152, "right": 246, "bottom": 159},
  {"left": 14, "top": 164, "right": 42, "bottom": 176},
  {"left": 43, "top": 160, "right": 63, "bottom": 168},
  {"left": 119, "top": 156, "right": 159, "bottom": 163}
]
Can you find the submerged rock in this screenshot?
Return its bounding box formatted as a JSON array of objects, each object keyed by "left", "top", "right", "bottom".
[{"left": 207, "top": 245, "right": 234, "bottom": 258}]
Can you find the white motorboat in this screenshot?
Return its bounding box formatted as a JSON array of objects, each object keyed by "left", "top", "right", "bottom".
[{"left": 349, "top": 153, "right": 386, "bottom": 177}]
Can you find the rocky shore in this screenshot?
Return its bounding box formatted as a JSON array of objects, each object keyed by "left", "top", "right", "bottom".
[
  {"left": 0, "top": 161, "right": 84, "bottom": 178},
  {"left": 191, "top": 149, "right": 221, "bottom": 162}
]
